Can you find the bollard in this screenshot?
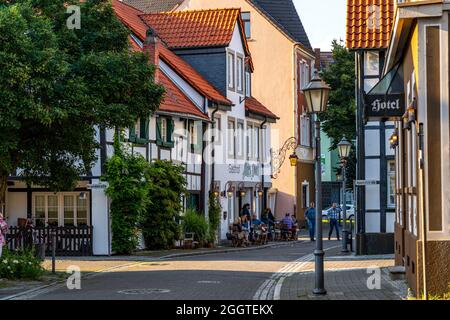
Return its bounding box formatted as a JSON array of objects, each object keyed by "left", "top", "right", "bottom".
[{"left": 52, "top": 231, "right": 56, "bottom": 274}]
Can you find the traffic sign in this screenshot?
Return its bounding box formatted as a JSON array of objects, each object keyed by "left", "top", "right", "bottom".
[{"left": 354, "top": 180, "right": 379, "bottom": 186}]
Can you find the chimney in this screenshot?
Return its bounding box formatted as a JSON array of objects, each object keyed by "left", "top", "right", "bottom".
[
  {"left": 314, "top": 48, "right": 321, "bottom": 72},
  {"left": 143, "top": 27, "right": 160, "bottom": 82}
]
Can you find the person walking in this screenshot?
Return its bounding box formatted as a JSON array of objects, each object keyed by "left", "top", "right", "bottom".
[
  {"left": 305, "top": 202, "right": 316, "bottom": 241},
  {"left": 327, "top": 203, "right": 341, "bottom": 241},
  {"left": 0, "top": 213, "right": 8, "bottom": 258}
]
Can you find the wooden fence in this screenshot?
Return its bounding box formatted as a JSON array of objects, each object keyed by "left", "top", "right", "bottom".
[{"left": 6, "top": 226, "right": 93, "bottom": 256}]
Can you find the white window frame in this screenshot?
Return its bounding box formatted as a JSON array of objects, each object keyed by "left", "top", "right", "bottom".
[
  {"left": 237, "top": 121, "right": 245, "bottom": 159},
  {"left": 300, "top": 113, "right": 311, "bottom": 147},
  {"left": 227, "top": 118, "right": 236, "bottom": 159},
  {"left": 364, "top": 51, "right": 380, "bottom": 76},
  {"left": 253, "top": 126, "right": 260, "bottom": 160},
  {"left": 387, "top": 160, "right": 396, "bottom": 208},
  {"left": 247, "top": 123, "right": 254, "bottom": 160},
  {"left": 160, "top": 118, "right": 168, "bottom": 143},
  {"left": 227, "top": 50, "right": 235, "bottom": 91},
  {"left": 236, "top": 54, "right": 244, "bottom": 94},
  {"left": 245, "top": 70, "right": 251, "bottom": 97},
  {"left": 33, "top": 193, "right": 90, "bottom": 227}
]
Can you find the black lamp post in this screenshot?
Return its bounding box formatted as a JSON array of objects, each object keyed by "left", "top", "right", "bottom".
[
  {"left": 302, "top": 71, "right": 331, "bottom": 295},
  {"left": 337, "top": 138, "right": 352, "bottom": 253}
]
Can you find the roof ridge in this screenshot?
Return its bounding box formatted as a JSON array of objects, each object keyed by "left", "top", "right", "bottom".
[
  {"left": 113, "top": 0, "right": 144, "bottom": 14},
  {"left": 139, "top": 7, "right": 241, "bottom": 16}
]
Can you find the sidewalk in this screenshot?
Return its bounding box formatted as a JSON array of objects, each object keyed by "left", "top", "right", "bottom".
[{"left": 280, "top": 245, "right": 408, "bottom": 300}]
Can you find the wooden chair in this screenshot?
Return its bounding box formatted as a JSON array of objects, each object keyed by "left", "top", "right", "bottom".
[
  {"left": 280, "top": 224, "right": 292, "bottom": 241},
  {"left": 230, "top": 225, "right": 244, "bottom": 248}
]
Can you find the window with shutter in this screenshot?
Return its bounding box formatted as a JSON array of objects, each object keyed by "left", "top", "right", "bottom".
[{"left": 156, "top": 117, "right": 174, "bottom": 148}]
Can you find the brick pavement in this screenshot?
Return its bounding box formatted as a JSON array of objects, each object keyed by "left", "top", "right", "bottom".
[{"left": 280, "top": 245, "right": 408, "bottom": 300}]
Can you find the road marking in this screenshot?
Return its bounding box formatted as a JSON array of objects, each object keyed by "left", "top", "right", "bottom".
[{"left": 253, "top": 245, "right": 340, "bottom": 300}]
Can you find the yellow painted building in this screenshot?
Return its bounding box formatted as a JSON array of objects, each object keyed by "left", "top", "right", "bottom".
[{"left": 176, "top": 0, "right": 316, "bottom": 221}]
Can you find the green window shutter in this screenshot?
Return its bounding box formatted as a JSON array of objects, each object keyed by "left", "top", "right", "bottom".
[
  {"left": 166, "top": 118, "right": 175, "bottom": 148},
  {"left": 156, "top": 117, "right": 162, "bottom": 146},
  {"left": 139, "top": 118, "right": 147, "bottom": 140}
]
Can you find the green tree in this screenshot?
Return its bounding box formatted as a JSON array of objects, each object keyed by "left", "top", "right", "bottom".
[
  {"left": 0, "top": 0, "right": 164, "bottom": 208},
  {"left": 207, "top": 193, "right": 221, "bottom": 245},
  {"left": 320, "top": 40, "right": 356, "bottom": 183},
  {"left": 104, "top": 138, "right": 149, "bottom": 254},
  {"left": 142, "top": 160, "right": 186, "bottom": 250}
]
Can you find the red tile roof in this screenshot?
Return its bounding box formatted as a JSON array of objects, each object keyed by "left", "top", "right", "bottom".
[
  {"left": 113, "top": 0, "right": 232, "bottom": 107},
  {"left": 346, "top": 0, "right": 394, "bottom": 50},
  {"left": 139, "top": 9, "right": 242, "bottom": 49},
  {"left": 112, "top": 0, "right": 147, "bottom": 40},
  {"left": 245, "top": 97, "right": 278, "bottom": 120},
  {"left": 158, "top": 72, "right": 210, "bottom": 120}
]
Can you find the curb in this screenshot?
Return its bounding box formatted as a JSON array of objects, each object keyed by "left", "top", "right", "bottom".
[
  {"left": 157, "top": 240, "right": 303, "bottom": 260},
  {"left": 0, "top": 261, "right": 148, "bottom": 301}
]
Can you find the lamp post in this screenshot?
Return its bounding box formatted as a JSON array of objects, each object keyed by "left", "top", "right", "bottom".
[
  {"left": 337, "top": 138, "right": 352, "bottom": 253},
  {"left": 302, "top": 71, "right": 331, "bottom": 295}
]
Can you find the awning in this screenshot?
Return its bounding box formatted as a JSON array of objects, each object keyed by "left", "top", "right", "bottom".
[{"left": 364, "top": 63, "right": 405, "bottom": 121}]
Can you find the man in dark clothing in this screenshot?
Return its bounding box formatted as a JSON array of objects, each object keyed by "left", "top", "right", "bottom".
[
  {"left": 304, "top": 202, "right": 316, "bottom": 241},
  {"left": 327, "top": 203, "right": 341, "bottom": 240},
  {"left": 241, "top": 204, "right": 251, "bottom": 220}
]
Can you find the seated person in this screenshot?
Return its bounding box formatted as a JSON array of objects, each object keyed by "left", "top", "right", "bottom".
[
  {"left": 241, "top": 215, "right": 250, "bottom": 242},
  {"left": 282, "top": 213, "right": 294, "bottom": 239},
  {"left": 290, "top": 215, "right": 298, "bottom": 240},
  {"left": 251, "top": 214, "right": 262, "bottom": 226}
]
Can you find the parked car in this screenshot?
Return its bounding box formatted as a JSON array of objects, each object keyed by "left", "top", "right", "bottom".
[{"left": 322, "top": 204, "right": 355, "bottom": 220}]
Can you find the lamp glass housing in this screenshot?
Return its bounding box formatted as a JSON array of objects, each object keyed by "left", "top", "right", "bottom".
[
  {"left": 302, "top": 72, "right": 331, "bottom": 114},
  {"left": 337, "top": 138, "right": 352, "bottom": 159},
  {"left": 289, "top": 153, "right": 299, "bottom": 167}
]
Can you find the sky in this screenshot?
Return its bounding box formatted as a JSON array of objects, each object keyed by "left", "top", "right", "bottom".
[{"left": 293, "top": 0, "right": 347, "bottom": 51}]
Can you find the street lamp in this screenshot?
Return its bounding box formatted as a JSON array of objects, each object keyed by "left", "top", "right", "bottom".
[
  {"left": 289, "top": 153, "right": 299, "bottom": 167},
  {"left": 337, "top": 138, "right": 352, "bottom": 253},
  {"left": 302, "top": 71, "right": 331, "bottom": 295}
]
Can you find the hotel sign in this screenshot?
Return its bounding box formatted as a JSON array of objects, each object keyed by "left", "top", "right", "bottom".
[{"left": 365, "top": 94, "right": 405, "bottom": 120}]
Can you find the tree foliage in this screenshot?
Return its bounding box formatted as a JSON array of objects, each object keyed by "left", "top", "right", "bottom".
[
  {"left": 320, "top": 40, "right": 356, "bottom": 148},
  {"left": 142, "top": 160, "right": 186, "bottom": 250},
  {"left": 0, "top": 0, "right": 164, "bottom": 206},
  {"left": 320, "top": 40, "right": 357, "bottom": 183},
  {"left": 104, "top": 139, "right": 149, "bottom": 254},
  {"left": 207, "top": 193, "right": 221, "bottom": 245}
]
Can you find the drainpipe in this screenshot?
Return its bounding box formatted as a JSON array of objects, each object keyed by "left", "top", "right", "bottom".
[
  {"left": 210, "top": 104, "right": 220, "bottom": 191},
  {"left": 418, "top": 123, "right": 428, "bottom": 299},
  {"left": 260, "top": 117, "right": 268, "bottom": 215}
]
